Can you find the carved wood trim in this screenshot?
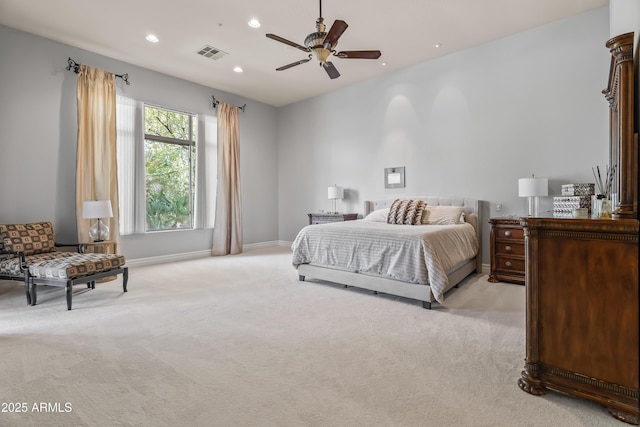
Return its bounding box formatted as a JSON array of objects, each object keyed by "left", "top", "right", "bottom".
[
  {"left": 542, "top": 364, "right": 639, "bottom": 400},
  {"left": 539, "top": 230, "right": 638, "bottom": 242},
  {"left": 522, "top": 218, "right": 639, "bottom": 236},
  {"left": 603, "top": 32, "right": 636, "bottom": 219}
]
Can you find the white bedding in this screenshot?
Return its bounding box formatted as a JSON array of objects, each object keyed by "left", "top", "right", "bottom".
[{"left": 291, "top": 220, "right": 479, "bottom": 303}]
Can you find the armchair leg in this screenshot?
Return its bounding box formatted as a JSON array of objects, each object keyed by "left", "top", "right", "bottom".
[
  {"left": 30, "top": 281, "right": 37, "bottom": 306},
  {"left": 66, "top": 281, "right": 72, "bottom": 310},
  {"left": 24, "top": 277, "right": 31, "bottom": 305},
  {"left": 122, "top": 267, "right": 128, "bottom": 292}
]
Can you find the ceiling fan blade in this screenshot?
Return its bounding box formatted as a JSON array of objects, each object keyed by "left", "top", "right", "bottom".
[
  {"left": 323, "top": 61, "right": 340, "bottom": 79},
  {"left": 276, "top": 58, "right": 311, "bottom": 71},
  {"left": 323, "top": 20, "right": 348, "bottom": 49},
  {"left": 335, "top": 50, "right": 382, "bottom": 59},
  {"left": 266, "top": 34, "right": 309, "bottom": 52}
]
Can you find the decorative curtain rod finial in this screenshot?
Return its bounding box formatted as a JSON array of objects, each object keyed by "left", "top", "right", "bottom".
[
  {"left": 116, "top": 73, "right": 131, "bottom": 85},
  {"left": 66, "top": 57, "right": 80, "bottom": 74}
]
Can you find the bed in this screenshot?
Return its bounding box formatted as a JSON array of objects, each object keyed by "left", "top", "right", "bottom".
[{"left": 291, "top": 197, "right": 482, "bottom": 309}]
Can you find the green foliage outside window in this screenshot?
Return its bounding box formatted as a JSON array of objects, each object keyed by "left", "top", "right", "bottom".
[{"left": 144, "top": 105, "right": 196, "bottom": 231}]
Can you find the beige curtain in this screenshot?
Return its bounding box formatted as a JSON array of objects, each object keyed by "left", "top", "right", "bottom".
[
  {"left": 76, "top": 64, "right": 120, "bottom": 246},
  {"left": 212, "top": 102, "right": 242, "bottom": 255}
]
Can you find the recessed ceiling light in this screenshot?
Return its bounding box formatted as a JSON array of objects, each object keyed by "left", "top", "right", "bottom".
[
  {"left": 146, "top": 34, "right": 159, "bottom": 43},
  {"left": 233, "top": 66, "right": 244, "bottom": 73},
  {"left": 434, "top": 43, "right": 442, "bottom": 48},
  {"left": 382, "top": 62, "right": 387, "bottom": 66},
  {"left": 248, "top": 18, "right": 261, "bottom": 28}
]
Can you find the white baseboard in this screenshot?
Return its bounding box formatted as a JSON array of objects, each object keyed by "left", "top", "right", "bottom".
[
  {"left": 126, "top": 241, "right": 291, "bottom": 268},
  {"left": 481, "top": 263, "right": 490, "bottom": 275},
  {"left": 125, "top": 250, "right": 212, "bottom": 268}
]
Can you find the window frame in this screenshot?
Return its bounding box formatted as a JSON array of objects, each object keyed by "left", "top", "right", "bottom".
[{"left": 143, "top": 103, "right": 198, "bottom": 232}]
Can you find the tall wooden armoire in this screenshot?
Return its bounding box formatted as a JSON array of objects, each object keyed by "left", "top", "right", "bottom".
[{"left": 518, "top": 32, "right": 639, "bottom": 424}]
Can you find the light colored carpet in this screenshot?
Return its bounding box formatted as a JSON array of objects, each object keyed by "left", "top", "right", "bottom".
[{"left": 0, "top": 247, "right": 622, "bottom": 426}]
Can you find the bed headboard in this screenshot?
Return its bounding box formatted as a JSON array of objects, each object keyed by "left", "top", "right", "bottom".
[{"left": 364, "top": 197, "right": 482, "bottom": 273}]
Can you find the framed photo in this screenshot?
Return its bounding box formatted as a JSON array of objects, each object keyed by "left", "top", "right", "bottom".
[{"left": 384, "top": 167, "right": 405, "bottom": 189}]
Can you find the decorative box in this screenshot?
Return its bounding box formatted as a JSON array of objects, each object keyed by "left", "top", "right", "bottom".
[
  {"left": 553, "top": 196, "right": 592, "bottom": 213},
  {"left": 561, "top": 183, "right": 595, "bottom": 196}
]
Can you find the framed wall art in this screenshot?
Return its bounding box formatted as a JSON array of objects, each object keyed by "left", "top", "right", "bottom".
[{"left": 384, "top": 167, "right": 405, "bottom": 189}]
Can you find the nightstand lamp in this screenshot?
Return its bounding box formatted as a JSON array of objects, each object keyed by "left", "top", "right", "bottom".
[
  {"left": 83, "top": 200, "right": 113, "bottom": 242},
  {"left": 327, "top": 185, "right": 344, "bottom": 214},
  {"left": 518, "top": 175, "right": 548, "bottom": 217}
]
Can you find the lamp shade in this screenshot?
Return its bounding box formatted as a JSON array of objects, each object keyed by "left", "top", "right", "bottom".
[
  {"left": 518, "top": 178, "right": 548, "bottom": 197},
  {"left": 82, "top": 200, "right": 113, "bottom": 219},
  {"left": 327, "top": 186, "right": 344, "bottom": 200}
]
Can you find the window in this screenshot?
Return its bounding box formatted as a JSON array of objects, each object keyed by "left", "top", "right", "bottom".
[
  {"left": 116, "top": 97, "right": 216, "bottom": 235},
  {"left": 144, "top": 105, "right": 197, "bottom": 231}
]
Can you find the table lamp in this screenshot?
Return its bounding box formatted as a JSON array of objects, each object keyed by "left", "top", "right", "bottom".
[
  {"left": 83, "top": 200, "right": 113, "bottom": 242},
  {"left": 518, "top": 176, "right": 548, "bottom": 217},
  {"left": 327, "top": 185, "right": 344, "bottom": 214}
]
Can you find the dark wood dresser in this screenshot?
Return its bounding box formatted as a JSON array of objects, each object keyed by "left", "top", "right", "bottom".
[
  {"left": 518, "top": 32, "right": 639, "bottom": 424},
  {"left": 308, "top": 213, "right": 358, "bottom": 225},
  {"left": 519, "top": 218, "right": 639, "bottom": 424},
  {"left": 488, "top": 217, "right": 525, "bottom": 285}
]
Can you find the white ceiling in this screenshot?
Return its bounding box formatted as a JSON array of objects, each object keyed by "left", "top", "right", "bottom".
[{"left": 0, "top": 0, "right": 608, "bottom": 107}]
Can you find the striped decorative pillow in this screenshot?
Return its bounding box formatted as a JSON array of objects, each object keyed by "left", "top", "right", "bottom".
[{"left": 387, "top": 199, "right": 426, "bottom": 225}]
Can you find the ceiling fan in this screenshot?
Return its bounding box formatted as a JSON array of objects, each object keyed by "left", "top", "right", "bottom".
[{"left": 265, "top": 0, "right": 382, "bottom": 79}]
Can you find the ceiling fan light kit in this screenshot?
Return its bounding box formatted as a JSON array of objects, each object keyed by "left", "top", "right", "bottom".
[{"left": 266, "top": 0, "right": 381, "bottom": 79}]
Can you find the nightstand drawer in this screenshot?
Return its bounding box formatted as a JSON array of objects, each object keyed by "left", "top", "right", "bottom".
[
  {"left": 311, "top": 215, "right": 343, "bottom": 224},
  {"left": 496, "top": 241, "right": 525, "bottom": 256},
  {"left": 496, "top": 227, "right": 524, "bottom": 240},
  {"left": 495, "top": 256, "right": 525, "bottom": 273},
  {"left": 308, "top": 213, "right": 358, "bottom": 225}
]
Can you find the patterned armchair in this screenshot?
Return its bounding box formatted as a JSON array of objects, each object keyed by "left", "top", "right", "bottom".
[{"left": 0, "top": 221, "right": 128, "bottom": 310}]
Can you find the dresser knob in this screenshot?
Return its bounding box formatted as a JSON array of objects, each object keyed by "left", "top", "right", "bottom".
[
  {"left": 505, "top": 230, "right": 512, "bottom": 237},
  {"left": 505, "top": 245, "right": 512, "bottom": 252},
  {"left": 505, "top": 261, "right": 512, "bottom": 268}
]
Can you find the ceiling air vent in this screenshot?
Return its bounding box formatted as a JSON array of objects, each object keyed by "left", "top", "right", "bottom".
[{"left": 196, "top": 45, "right": 228, "bottom": 60}]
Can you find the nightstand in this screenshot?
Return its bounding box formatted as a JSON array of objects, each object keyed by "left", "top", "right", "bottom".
[
  {"left": 308, "top": 213, "right": 358, "bottom": 225},
  {"left": 488, "top": 218, "right": 525, "bottom": 285},
  {"left": 82, "top": 241, "right": 118, "bottom": 282}
]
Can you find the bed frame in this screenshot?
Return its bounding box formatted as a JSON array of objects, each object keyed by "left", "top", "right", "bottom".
[{"left": 297, "top": 197, "right": 482, "bottom": 309}]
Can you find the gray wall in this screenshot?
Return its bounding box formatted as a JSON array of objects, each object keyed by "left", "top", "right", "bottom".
[
  {"left": 0, "top": 24, "right": 279, "bottom": 261},
  {"left": 276, "top": 7, "right": 611, "bottom": 264},
  {"left": 0, "top": 6, "right": 617, "bottom": 265}
]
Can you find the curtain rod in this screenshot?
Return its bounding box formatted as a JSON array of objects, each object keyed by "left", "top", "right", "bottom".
[
  {"left": 211, "top": 95, "right": 246, "bottom": 112},
  {"left": 66, "top": 57, "right": 131, "bottom": 85}
]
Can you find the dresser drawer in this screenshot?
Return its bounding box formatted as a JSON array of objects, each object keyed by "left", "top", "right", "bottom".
[
  {"left": 496, "top": 227, "right": 525, "bottom": 240},
  {"left": 496, "top": 241, "right": 525, "bottom": 256}
]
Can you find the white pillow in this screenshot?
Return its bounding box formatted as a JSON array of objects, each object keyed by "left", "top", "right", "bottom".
[
  {"left": 363, "top": 208, "right": 390, "bottom": 222},
  {"left": 422, "top": 206, "right": 465, "bottom": 225}
]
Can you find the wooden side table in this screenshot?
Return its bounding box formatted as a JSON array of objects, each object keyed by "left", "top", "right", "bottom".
[
  {"left": 308, "top": 213, "right": 358, "bottom": 225},
  {"left": 82, "top": 241, "right": 117, "bottom": 282},
  {"left": 488, "top": 218, "right": 525, "bottom": 285}
]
